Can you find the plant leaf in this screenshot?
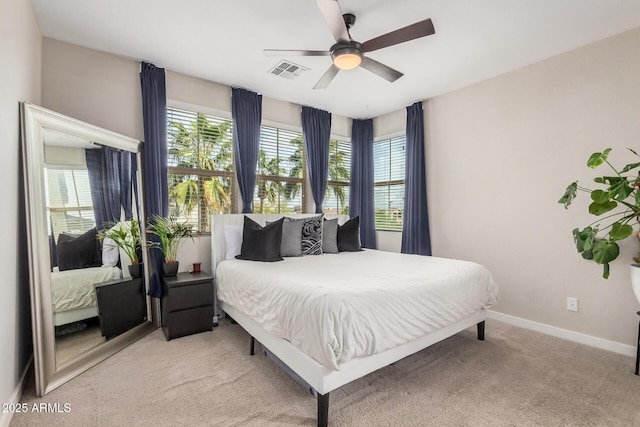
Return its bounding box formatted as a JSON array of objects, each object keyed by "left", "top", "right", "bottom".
[
  {"left": 621, "top": 162, "right": 640, "bottom": 173},
  {"left": 573, "top": 227, "right": 597, "bottom": 253},
  {"left": 592, "top": 240, "right": 620, "bottom": 265},
  {"left": 608, "top": 178, "right": 633, "bottom": 201},
  {"left": 588, "top": 200, "right": 617, "bottom": 215},
  {"left": 609, "top": 222, "right": 633, "bottom": 241},
  {"left": 590, "top": 189, "right": 609, "bottom": 204},
  {"left": 587, "top": 148, "right": 611, "bottom": 169},
  {"left": 558, "top": 182, "right": 578, "bottom": 208}
]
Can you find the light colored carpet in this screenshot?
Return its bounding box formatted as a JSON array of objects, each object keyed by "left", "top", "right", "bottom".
[{"left": 11, "top": 318, "right": 640, "bottom": 426}]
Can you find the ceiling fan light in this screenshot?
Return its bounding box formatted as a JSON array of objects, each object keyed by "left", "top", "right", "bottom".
[
  {"left": 334, "top": 53, "right": 361, "bottom": 70},
  {"left": 331, "top": 46, "right": 363, "bottom": 70}
]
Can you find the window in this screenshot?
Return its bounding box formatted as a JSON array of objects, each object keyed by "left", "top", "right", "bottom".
[
  {"left": 253, "top": 126, "right": 304, "bottom": 214},
  {"left": 373, "top": 135, "right": 405, "bottom": 231},
  {"left": 322, "top": 138, "right": 351, "bottom": 215},
  {"left": 167, "top": 107, "right": 234, "bottom": 233},
  {"left": 46, "top": 168, "right": 95, "bottom": 237}
]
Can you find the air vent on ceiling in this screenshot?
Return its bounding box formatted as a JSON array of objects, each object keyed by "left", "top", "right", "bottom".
[{"left": 269, "top": 60, "right": 309, "bottom": 80}]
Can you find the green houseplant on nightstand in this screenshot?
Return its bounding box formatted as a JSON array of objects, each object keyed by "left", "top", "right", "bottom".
[
  {"left": 558, "top": 148, "right": 640, "bottom": 301},
  {"left": 146, "top": 215, "right": 195, "bottom": 276},
  {"left": 98, "top": 219, "right": 144, "bottom": 278}
]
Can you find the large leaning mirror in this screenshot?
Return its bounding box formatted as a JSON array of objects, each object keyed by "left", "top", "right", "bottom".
[{"left": 21, "top": 103, "right": 158, "bottom": 396}]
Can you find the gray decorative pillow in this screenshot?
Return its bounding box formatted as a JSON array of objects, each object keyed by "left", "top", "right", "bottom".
[
  {"left": 322, "top": 218, "right": 339, "bottom": 254},
  {"left": 301, "top": 215, "right": 323, "bottom": 255},
  {"left": 268, "top": 217, "right": 304, "bottom": 257}
]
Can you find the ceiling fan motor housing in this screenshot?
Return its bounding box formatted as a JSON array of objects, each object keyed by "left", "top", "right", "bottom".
[{"left": 331, "top": 41, "right": 363, "bottom": 70}]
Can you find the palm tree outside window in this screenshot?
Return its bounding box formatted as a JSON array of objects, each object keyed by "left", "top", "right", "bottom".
[
  {"left": 323, "top": 138, "right": 351, "bottom": 215},
  {"left": 253, "top": 126, "right": 304, "bottom": 214},
  {"left": 167, "top": 106, "right": 353, "bottom": 228},
  {"left": 167, "top": 107, "right": 234, "bottom": 233}
]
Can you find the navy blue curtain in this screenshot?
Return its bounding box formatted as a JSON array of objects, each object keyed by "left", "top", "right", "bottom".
[
  {"left": 140, "top": 62, "right": 168, "bottom": 298},
  {"left": 119, "top": 152, "right": 133, "bottom": 220},
  {"left": 349, "top": 119, "right": 376, "bottom": 249},
  {"left": 232, "top": 88, "right": 262, "bottom": 213},
  {"left": 401, "top": 102, "right": 431, "bottom": 255},
  {"left": 301, "top": 106, "right": 331, "bottom": 213},
  {"left": 85, "top": 146, "right": 123, "bottom": 231},
  {"left": 130, "top": 152, "right": 140, "bottom": 220}
]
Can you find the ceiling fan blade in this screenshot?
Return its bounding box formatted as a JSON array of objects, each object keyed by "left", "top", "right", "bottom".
[
  {"left": 264, "top": 49, "right": 330, "bottom": 57},
  {"left": 359, "top": 56, "right": 403, "bottom": 82},
  {"left": 313, "top": 64, "right": 340, "bottom": 89},
  {"left": 362, "top": 18, "right": 435, "bottom": 53},
  {"left": 315, "top": 0, "right": 350, "bottom": 43}
]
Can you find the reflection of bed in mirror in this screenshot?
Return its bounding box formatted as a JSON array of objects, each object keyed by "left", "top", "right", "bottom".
[{"left": 51, "top": 265, "right": 122, "bottom": 326}]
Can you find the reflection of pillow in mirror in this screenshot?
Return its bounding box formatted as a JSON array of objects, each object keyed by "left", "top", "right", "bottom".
[
  {"left": 224, "top": 225, "right": 243, "bottom": 260},
  {"left": 57, "top": 227, "right": 102, "bottom": 271},
  {"left": 102, "top": 232, "right": 120, "bottom": 267}
]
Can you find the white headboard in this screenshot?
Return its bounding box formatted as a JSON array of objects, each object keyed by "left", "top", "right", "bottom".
[{"left": 210, "top": 214, "right": 349, "bottom": 279}]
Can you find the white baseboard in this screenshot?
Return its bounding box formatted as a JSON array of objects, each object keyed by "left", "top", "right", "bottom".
[
  {"left": 487, "top": 310, "right": 637, "bottom": 358},
  {"left": 0, "top": 356, "right": 32, "bottom": 427}
]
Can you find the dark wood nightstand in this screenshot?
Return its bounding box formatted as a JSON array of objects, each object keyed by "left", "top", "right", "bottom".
[
  {"left": 94, "top": 277, "right": 147, "bottom": 340},
  {"left": 161, "top": 271, "right": 215, "bottom": 340}
]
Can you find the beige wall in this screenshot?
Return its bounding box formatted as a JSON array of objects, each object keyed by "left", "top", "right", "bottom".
[
  {"left": 0, "top": 0, "right": 41, "bottom": 423},
  {"left": 42, "top": 39, "right": 143, "bottom": 141},
  {"left": 424, "top": 27, "right": 640, "bottom": 346}
]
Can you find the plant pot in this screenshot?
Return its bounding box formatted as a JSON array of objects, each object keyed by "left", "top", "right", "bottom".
[
  {"left": 163, "top": 261, "right": 179, "bottom": 277},
  {"left": 128, "top": 263, "right": 143, "bottom": 278},
  {"left": 631, "top": 264, "right": 640, "bottom": 305}
]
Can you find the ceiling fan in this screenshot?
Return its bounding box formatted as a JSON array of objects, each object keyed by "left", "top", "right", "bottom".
[{"left": 264, "top": 0, "right": 435, "bottom": 89}]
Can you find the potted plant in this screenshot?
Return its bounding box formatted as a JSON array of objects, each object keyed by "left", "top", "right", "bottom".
[
  {"left": 146, "top": 215, "right": 195, "bottom": 276},
  {"left": 558, "top": 148, "right": 640, "bottom": 300},
  {"left": 98, "top": 219, "right": 144, "bottom": 278}
]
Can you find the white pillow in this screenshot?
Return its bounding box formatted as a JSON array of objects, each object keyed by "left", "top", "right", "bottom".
[
  {"left": 224, "top": 225, "right": 243, "bottom": 260},
  {"left": 102, "top": 235, "right": 120, "bottom": 267}
]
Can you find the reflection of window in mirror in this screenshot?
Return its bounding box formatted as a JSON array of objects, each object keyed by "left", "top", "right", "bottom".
[{"left": 46, "top": 168, "right": 94, "bottom": 237}]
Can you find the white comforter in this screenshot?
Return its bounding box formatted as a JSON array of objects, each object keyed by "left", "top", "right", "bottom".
[
  {"left": 51, "top": 266, "right": 122, "bottom": 313},
  {"left": 216, "top": 250, "right": 499, "bottom": 370}
]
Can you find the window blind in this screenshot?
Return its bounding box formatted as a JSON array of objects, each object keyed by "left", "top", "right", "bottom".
[
  {"left": 253, "top": 125, "right": 304, "bottom": 214},
  {"left": 373, "top": 135, "right": 406, "bottom": 231},
  {"left": 46, "top": 168, "right": 96, "bottom": 238}
]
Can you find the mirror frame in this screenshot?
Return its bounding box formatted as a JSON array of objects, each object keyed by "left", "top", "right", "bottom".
[{"left": 20, "top": 103, "right": 158, "bottom": 396}]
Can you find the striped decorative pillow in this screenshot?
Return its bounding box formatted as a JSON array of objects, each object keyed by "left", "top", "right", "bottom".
[{"left": 301, "top": 215, "right": 323, "bottom": 255}]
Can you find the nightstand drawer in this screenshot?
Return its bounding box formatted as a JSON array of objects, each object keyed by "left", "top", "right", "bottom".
[
  {"left": 163, "top": 305, "right": 213, "bottom": 340},
  {"left": 165, "top": 282, "right": 212, "bottom": 312}
]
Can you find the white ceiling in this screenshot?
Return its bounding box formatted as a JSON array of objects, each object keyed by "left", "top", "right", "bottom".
[{"left": 32, "top": 0, "right": 640, "bottom": 119}]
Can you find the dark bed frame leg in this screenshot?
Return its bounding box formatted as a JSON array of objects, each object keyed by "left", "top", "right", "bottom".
[
  {"left": 250, "top": 337, "right": 255, "bottom": 356},
  {"left": 317, "top": 393, "right": 329, "bottom": 427},
  {"left": 477, "top": 321, "right": 485, "bottom": 341}
]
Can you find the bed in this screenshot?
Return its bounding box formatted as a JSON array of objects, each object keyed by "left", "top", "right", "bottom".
[
  {"left": 51, "top": 266, "right": 122, "bottom": 326},
  {"left": 51, "top": 225, "right": 128, "bottom": 327},
  {"left": 211, "top": 214, "right": 499, "bottom": 426}
]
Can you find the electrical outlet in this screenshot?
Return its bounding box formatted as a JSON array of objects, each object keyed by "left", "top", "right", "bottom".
[{"left": 567, "top": 297, "right": 579, "bottom": 312}]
